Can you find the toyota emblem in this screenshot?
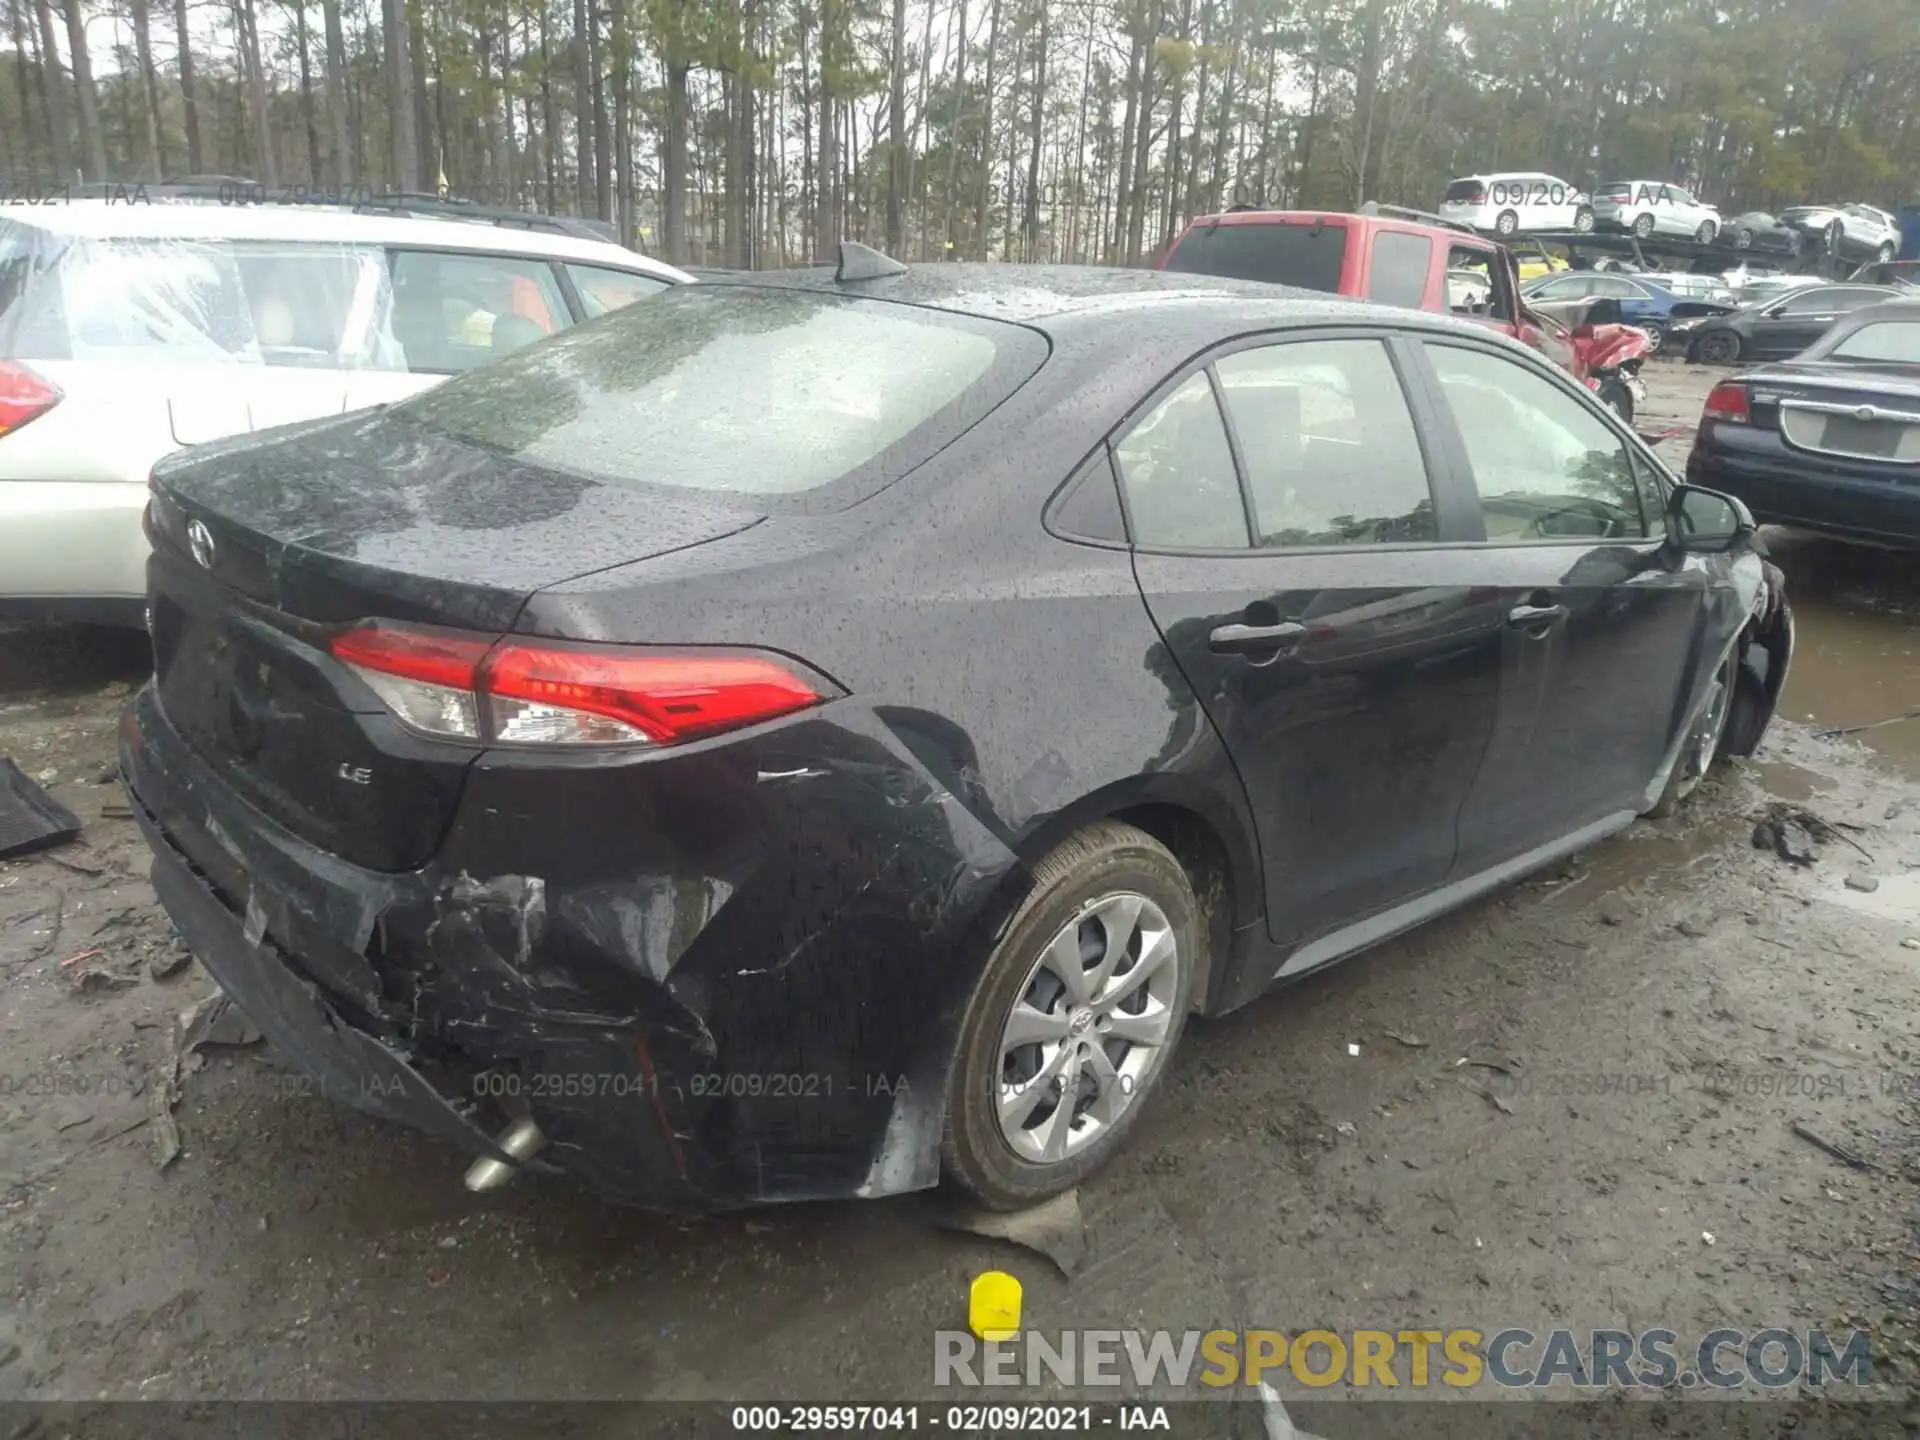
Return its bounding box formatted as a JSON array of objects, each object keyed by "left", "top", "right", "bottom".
[{"left": 187, "top": 518, "right": 216, "bottom": 570}]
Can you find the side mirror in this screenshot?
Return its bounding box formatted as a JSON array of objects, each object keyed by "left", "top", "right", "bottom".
[{"left": 1667, "top": 484, "right": 1755, "bottom": 553}]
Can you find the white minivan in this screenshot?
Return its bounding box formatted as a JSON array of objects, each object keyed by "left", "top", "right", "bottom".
[
  {"left": 1438, "top": 172, "right": 1594, "bottom": 236},
  {"left": 0, "top": 200, "right": 690, "bottom": 624}
]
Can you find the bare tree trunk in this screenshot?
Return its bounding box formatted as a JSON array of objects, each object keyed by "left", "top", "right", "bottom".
[
  {"left": 539, "top": 3, "right": 556, "bottom": 209},
  {"left": 885, "top": 0, "right": 905, "bottom": 252},
  {"left": 571, "top": 0, "right": 590, "bottom": 211},
  {"left": 1107, "top": 22, "right": 1142, "bottom": 264},
  {"left": 60, "top": 0, "right": 106, "bottom": 179},
  {"left": 798, "top": 11, "right": 812, "bottom": 240},
  {"left": 408, "top": 0, "right": 432, "bottom": 187},
  {"left": 383, "top": 0, "right": 414, "bottom": 187},
  {"left": 1022, "top": 0, "right": 1048, "bottom": 257},
  {"left": 128, "top": 0, "right": 167, "bottom": 177},
  {"left": 8, "top": 0, "right": 42, "bottom": 168},
  {"left": 590, "top": 6, "right": 610, "bottom": 219},
  {"left": 321, "top": 0, "right": 350, "bottom": 184},
  {"left": 238, "top": 0, "right": 276, "bottom": 184},
  {"left": 662, "top": 60, "right": 690, "bottom": 262},
  {"left": 815, "top": 0, "right": 839, "bottom": 256},
  {"left": 1066, "top": 17, "right": 1091, "bottom": 261},
  {"left": 294, "top": 2, "right": 323, "bottom": 183},
  {"left": 910, "top": 0, "right": 934, "bottom": 255},
  {"left": 940, "top": 0, "right": 967, "bottom": 254},
  {"left": 1123, "top": 0, "right": 1158, "bottom": 264},
  {"left": 611, "top": 0, "right": 632, "bottom": 245},
  {"left": 31, "top": 0, "right": 70, "bottom": 179},
  {"left": 971, "top": 0, "right": 1001, "bottom": 258},
  {"left": 170, "top": 0, "right": 200, "bottom": 173}
]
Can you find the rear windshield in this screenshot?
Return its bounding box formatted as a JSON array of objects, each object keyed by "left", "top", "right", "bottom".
[
  {"left": 1162, "top": 221, "right": 1346, "bottom": 292},
  {"left": 1596, "top": 183, "right": 1632, "bottom": 198},
  {"left": 392, "top": 285, "right": 1040, "bottom": 503},
  {"left": 1829, "top": 321, "right": 1920, "bottom": 364},
  {"left": 1443, "top": 180, "right": 1484, "bottom": 202}
]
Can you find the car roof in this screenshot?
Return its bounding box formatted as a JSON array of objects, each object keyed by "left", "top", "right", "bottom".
[
  {"left": 696, "top": 261, "right": 1527, "bottom": 349},
  {"left": 1, "top": 199, "right": 692, "bottom": 280}
]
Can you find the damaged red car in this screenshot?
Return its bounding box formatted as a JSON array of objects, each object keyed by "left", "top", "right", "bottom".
[{"left": 123, "top": 256, "right": 1792, "bottom": 1212}]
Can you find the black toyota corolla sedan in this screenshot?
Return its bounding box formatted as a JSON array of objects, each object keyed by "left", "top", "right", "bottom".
[
  {"left": 123, "top": 250, "right": 1793, "bottom": 1213},
  {"left": 1687, "top": 300, "right": 1920, "bottom": 546}
]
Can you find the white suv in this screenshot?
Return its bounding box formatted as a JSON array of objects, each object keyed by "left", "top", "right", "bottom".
[
  {"left": 1592, "top": 181, "right": 1721, "bottom": 242},
  {"left": 0, "top": 200, "right": 690, "bottom": 624},
  {"left": 1779, "top": 203, "right": 1903, "bottom": 263},
  {"left": 1439, "top": 172, "right": 1593, "bottom": 236}
]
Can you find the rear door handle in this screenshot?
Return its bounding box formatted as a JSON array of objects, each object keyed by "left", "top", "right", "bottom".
[
  {"left": 1209, "top": 621, "right": 1306, "bottom": 654},
  {"left": 1506, "top": 602, "right": 1569, "bottom": 629}
]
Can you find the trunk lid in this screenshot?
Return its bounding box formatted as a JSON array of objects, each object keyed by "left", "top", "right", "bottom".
[
  {"left": 146, "top": 408, "right": 763, "bottom": 870},
  {"left": 1743, "top": 363, "right": 1920, "bottom": 465}
]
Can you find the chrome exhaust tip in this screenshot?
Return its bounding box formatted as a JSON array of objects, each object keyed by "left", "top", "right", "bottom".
[{"left": 463, "top": 1115, "right": 547, "bottom": 1193}]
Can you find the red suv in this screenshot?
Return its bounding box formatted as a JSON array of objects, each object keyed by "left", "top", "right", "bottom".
[{"left": 1161, "top": 206, "right": 1650, "bottom": 418}]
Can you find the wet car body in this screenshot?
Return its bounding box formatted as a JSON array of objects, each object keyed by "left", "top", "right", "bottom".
[
  {"left": 125, "top": 264, "right": 1793, "bottom": 1211},
  {"left": 1687, "top": 300, "right": 1920, "bottom": 546}
]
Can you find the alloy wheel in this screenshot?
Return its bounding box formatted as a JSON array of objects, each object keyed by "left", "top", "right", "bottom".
[
  {"left": 994, "top": 892, "right": 1180, "bottom": 1165},
  {"left": 1574, "top": 207, "right": 1595, "bottom": 234},
  {"left": 1633, "top": 214, "right": 1655, "bottom": 238},
  {"left": 1698, "top": 331, "right": 1740, "bottom": 364},
  {"left": 1735, "top": 228, "right": 1753, "bottom": 249},
  {"left": 1673, "top": 666, "right": 1733, "bottom": 801}
]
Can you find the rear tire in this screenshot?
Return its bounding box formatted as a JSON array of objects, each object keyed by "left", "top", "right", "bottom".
[
  {"left": 1734, "top": 227, "right": 1753, "bottom": 250},
  {"left": 1495, "top": 210, "right": 1519, "bottom": 237},
  {"left": 1695, "top": 221, "right": 1717, "bottom": 244},
  {"left": 941, "top": 821, "right": 1198, "bottom": 1210},
  {"left": 1878, "top": 241, "right": 1897, "bottom": 264},
  {"left": 1633, "top": 213, "right": 1656, "bottom": 238},
  {"left": 1697, "top": 330, "right": 1742, "bottom": 364},
  {"left": 1648, "top": 648, "right": 1739, "bottom": 818},
  {"left": 1597, "top": 377, "right": 1634, "bottom": 422},
  {"left": 1574, "top": 206, "right": 1595, "bottom": 234},
  {"left": 1640, "top": 321, "right": 1667, "bottom": 355}
]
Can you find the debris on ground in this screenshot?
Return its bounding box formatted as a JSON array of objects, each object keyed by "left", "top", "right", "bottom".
[
  {"left": 1753, "top": 802, "right": 1877, "bottom": 865},
  {"left": 178, "top": 992, "right": 262, "bottom": 1052},
  {"left": 1845, "top": 873, "right": 1881, "bottom": 894},
  {"left": 1792, "top": 1121, "right": 1874, "bottom": 1171},
  {"left": 0, "top": 755, "right": 83, "bottom": 859},
  {"left": 968, "top": 1270, "right": 1022, "bottom": 1341},
  {"left": 1383, "top": 1029, "right": 1428, "bottom": 1048},
  {"left": 933, "top": 1190, "right": 1086, "bottom": 1280}
]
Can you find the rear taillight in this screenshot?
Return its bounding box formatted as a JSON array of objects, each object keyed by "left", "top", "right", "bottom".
[
  {"left": 0, "top": 361, "right": 62, "bottom": 437},
  {"left": 1703, "top": 381, "right": 1751, "bottom": 426},
  {"left": 1469, "top": 188, "right": 1487, "bottom": 205},
  {"left": 329, "top": 622, "right": 836, "bottom": 748}
]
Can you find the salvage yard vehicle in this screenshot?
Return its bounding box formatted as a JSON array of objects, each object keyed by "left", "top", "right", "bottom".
[
  {"left": 1593, "top": 181, "right": 1721, "bottom": 242},
  {"left": 122, "top": 250, "right": 1794, "bottom": 1212},
  {"left": 1161, "top": 205, "right": 1652, "bottom": 418},
  {"left": 1675, "top": 282, "right": 1901, "bottom": 364},
  {"left": 1779, "top": 203, "right": 1903, "bottom": 264},
  {"left": 1687, "top": 300, "right": 1920, "bottom": 546},
  {"left": 1520, "top": 270, "right": 1733, "bottom": 357},
  {"left": 0, "top": 200, "right": 690, "bottom": 626},
  {"left": 1717, "top": 212, "right": 1805, "bottom": 255},
  {"left": 1438, "top": 172, "right": 1594, "bottom": 236}
]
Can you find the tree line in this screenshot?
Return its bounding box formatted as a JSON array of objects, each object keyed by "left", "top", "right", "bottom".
[{"left": 1, "top": 0, "right": 1916, "bottom": 268}]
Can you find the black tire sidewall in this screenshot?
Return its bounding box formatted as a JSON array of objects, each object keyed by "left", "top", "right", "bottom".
[
  {"left": 1599, "top": 377, "right": 1634, "bottom": 422},
  {"left": 1634, "top": 214, "right": 1655, "bottom": 237},
  {"left": 1575, "top": 207, "right": 1594, "bottom": 233},
  {"left": 1496, "top": 210, "right": 1519, "bottom": 236},
  {"left": 940, "top": 825, "right": 1197, "bottom": 1209},
  {"left": 1702, "top": 331, "right": 1740, "bottom": 363}
]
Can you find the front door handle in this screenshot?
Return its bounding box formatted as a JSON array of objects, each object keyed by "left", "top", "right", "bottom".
[
  {"left": 1506, "top": 602, "right": 1569, "bottom": 629},
  {"left": 1209, "top": 620, "right": 1306, "bottom": 654}
]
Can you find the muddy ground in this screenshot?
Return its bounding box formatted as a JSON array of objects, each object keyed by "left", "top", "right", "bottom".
[{"left": 1, "top": 359, "right": 1918, "bottom": 1428}]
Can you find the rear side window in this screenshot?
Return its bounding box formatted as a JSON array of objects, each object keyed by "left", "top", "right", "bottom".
[
  {"left": 1830, "top": 321, "right": 1920, "bottom": 363},
  {"left": 1444, "top": 180, "right": 1485, "bottom": 203},
  {"left": 1214, "top": 339, "right": 1435, "bottom": 548},
  {"left": 395, "top": 286, "right": 1034, "bottom": 503},
  {"left": 1367, "top": 232, "right": 1433, "bottom": 309},
  {"left": 386, "top": 249, "right": 569, "bottom": 372},
  {"left": 1113, "top": 372, "right": 1248, "bottom": 549},
  {"left": 1163, "top": 222, "right": 1346, "bottom": 293},
  {"left": 565, "top": 263, "right": 670, "bottom": 318}
]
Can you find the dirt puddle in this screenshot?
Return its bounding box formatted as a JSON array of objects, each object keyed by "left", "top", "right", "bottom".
[{"left": 1766, "top": 530, "right": 1920, "bottom": 779}]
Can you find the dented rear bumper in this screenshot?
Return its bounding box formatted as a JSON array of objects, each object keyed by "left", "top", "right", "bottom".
[{"left": 120, "top": 683, "right": 1019, "bottom": 1211}]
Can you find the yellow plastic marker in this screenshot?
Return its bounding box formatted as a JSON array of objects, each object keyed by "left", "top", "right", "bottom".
[{"left": 969, "top": 1270, "right": 1022, "bottom": 1342}]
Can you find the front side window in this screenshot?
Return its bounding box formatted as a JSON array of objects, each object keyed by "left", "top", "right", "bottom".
[
  {"left": 1113, "top": 372, "right": 1248, "bottom": 549},
  {"left": 1778, "top": 289, "right": 1841, "bottom": 315},
  {"left": 1427, "top": 344, "right": 1648, "bottom": 541},
  {"left": 1214, "top": 339, "right": 1435, "bottom": 548},
  {"left": 396, "top": 286, "right": 1029, "bottom": 503}
]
